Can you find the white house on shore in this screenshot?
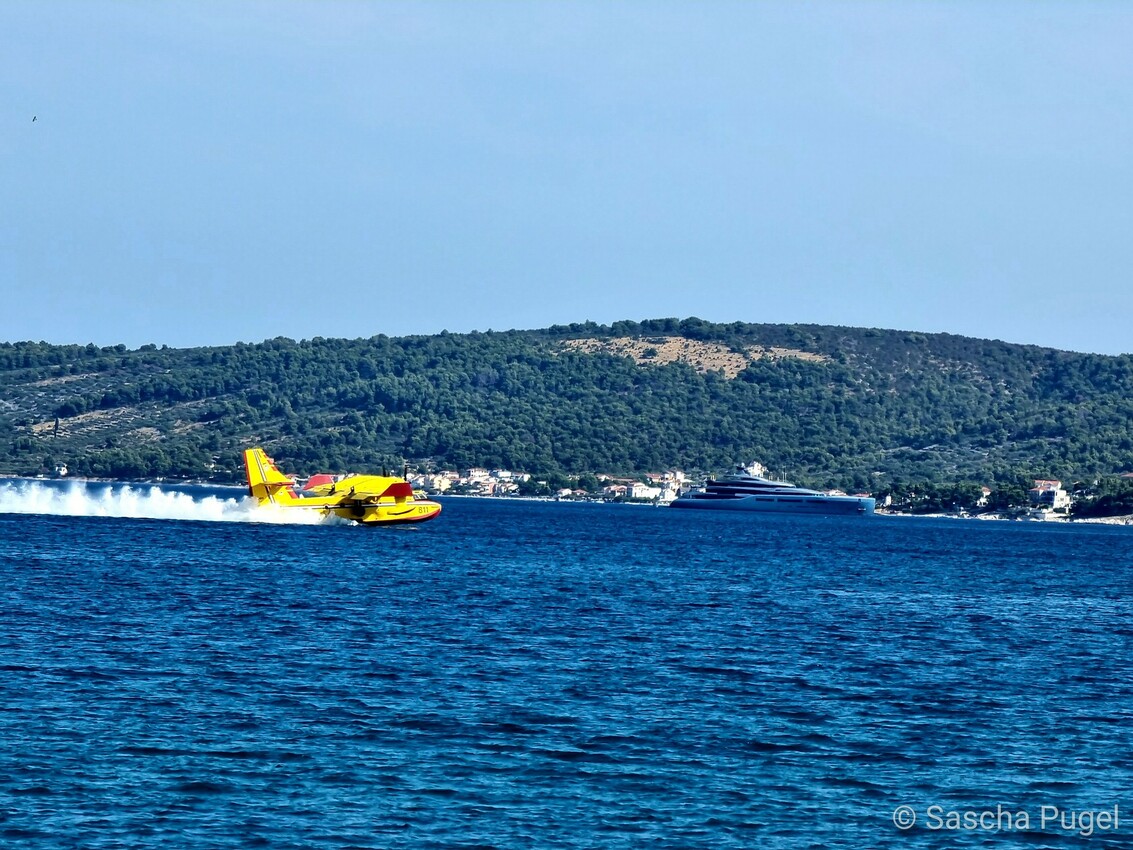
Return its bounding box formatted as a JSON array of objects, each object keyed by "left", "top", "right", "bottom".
[
  {"left": 628, "top": 482, "right": 662, "bottom": 500},
  {"left": 1029, "top": 479, "right": 1071, "bottom": 512}
]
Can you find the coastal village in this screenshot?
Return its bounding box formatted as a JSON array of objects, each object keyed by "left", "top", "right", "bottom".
[
  {"left": 34, "top": 452, "right": 1133, "bottom": 522},
  {"left": 406, "top": 466, "right": 685, "bottom": 504},
  {"left": 402, "top": 463, "right": 1133, "bottom": 523}
]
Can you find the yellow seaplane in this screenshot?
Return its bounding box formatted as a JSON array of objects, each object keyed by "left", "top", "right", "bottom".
[{"left": 243, "top": 447, "right": 442, "bottom": 526}]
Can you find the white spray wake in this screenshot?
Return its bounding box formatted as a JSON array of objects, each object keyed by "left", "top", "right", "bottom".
[{"left": 0, "top": 479, "right": 332, "bottom": 525}]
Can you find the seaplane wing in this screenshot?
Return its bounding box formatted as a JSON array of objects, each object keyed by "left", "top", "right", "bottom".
[
  {"left": 303, "top": 474, "right": 410, "bottom": 497},
  {"left": 243, "top": 448, "right": 441, "bottom": 526}
]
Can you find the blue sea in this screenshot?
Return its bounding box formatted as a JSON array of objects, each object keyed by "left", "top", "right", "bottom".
[{"left": 2, "top": 482, "right": 1132, "bottom": 848}]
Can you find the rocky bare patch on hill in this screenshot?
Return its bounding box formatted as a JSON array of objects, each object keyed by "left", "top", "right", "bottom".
[{"left": 560, "top": 336, "right": 827, "bottom": 378}]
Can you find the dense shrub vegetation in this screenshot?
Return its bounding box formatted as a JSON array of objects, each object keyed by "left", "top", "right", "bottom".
[{"left": 2, "top": 318, "right": 1132, "bottom": 489}]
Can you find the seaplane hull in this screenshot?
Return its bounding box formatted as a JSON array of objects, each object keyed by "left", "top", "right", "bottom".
[{"left": 243, "top": 448, "right": 441, "bottom": 526}]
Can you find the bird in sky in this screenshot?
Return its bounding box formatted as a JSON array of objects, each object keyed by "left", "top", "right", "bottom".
[{"left": 32, "top": 116, "right": 36, "bottom": 122}]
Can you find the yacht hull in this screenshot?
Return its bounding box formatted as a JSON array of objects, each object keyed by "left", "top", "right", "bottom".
[{"left": 670, "top": 494, "right": 875, "bottom": 515}]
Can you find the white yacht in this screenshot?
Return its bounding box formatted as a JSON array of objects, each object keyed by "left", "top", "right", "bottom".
[{"left": 670, "top": 462, "right": 874, "bottom": 516}]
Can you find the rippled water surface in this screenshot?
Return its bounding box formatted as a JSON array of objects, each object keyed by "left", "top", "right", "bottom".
[{"left": 3, "top": 496, "right": 1132, "bottom": 847}]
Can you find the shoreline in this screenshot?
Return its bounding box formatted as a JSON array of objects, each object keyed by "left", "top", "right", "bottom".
[
  {"left": 4, "top": 476, "right": 1133, "bottom": 524},
  {"left": 877, "top": 509, "right": 1133, "bottom": 525}
]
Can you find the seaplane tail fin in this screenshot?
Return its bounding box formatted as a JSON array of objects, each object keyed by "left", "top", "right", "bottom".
[{"left": 243, "top": 447, "right": 298, "bottom": 505}]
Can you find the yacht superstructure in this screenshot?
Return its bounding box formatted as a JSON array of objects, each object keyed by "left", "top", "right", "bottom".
[{"left": 670, "top": 462, "right": 874, "bottom": 516}]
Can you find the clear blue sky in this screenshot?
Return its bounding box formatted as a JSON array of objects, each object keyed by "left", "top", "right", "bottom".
[{"left": 3, "top": 1, "right": 1131, "bottom": 354}]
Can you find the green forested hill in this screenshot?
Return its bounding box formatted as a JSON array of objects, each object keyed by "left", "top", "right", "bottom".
[{"left": 2, "top": 318, "right": 1132, "bottom": 490}]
